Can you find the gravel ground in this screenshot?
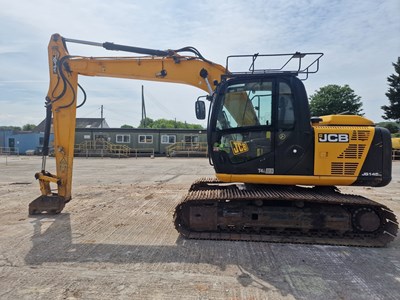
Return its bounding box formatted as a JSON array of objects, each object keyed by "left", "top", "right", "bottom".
[{"left": 0, "top": 156, "right": 399, "bottom": 300}]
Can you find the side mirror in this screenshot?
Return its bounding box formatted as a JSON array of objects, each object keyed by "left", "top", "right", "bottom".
[{"left": 195, "top": 100, "right": 206, "bottom": 120}]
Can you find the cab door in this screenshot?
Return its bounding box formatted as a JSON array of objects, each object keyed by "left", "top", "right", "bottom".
[
  {"left": 274, "top": 79, "right": 314, "bottom": 175},
  {"left": 209, "top": 76, "right": 275, "bottom": 175}
]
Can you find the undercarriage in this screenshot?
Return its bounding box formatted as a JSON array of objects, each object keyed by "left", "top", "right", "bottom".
[{"left": 174, "top": 178, "right": 398, "bottom": 247}]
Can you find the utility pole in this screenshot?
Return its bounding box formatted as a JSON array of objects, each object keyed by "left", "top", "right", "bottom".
[
  {"left": 141, "top": 85, "right": 147, "bottom": 128},
  {"left": 100, "top": 105, "right": 104, "bottom": 129}
]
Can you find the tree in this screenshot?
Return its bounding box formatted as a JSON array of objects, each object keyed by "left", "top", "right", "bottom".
[
  {"left": 137, "top": 117, "right": 203, "bottom": 129},
  {"left": 0, "top": 126, "right": 21, "bottom": 131},
  {"left": 381, "top": 57, "right": 400, "bottom": 123},
  {"left": 22, "top": 124, "right": 36, "bottom": 131},
  {"left": 309, "top": 84, "right": 363, "bottom": 116},
  {"left": 138, "top": 117, "right": 154, "bottom": 128},
  {"left": 120, "top": 124, "right": 134, "bottom": 129},
  {"left": 383, "top": 122, "right": 399, "bottom": 134},
  {"left": 376, "top": 121, "right": 399, "bottom": 134}
]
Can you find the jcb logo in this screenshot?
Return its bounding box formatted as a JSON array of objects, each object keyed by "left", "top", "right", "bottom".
[
  {"left": 231, "top": 141, "right": 249, "bottom": 155},
  {"left": 318, "top": 133, "right": 349, "bottom": 143}
]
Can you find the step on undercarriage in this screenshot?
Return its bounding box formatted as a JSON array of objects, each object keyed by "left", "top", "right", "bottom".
[{"left": 174, "top": 178, "right": 398, "bottom": 247}]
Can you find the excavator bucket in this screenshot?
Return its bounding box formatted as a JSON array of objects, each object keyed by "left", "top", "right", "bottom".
[{"left": 29, "top": 195, "right": 65, "bottom": 215}]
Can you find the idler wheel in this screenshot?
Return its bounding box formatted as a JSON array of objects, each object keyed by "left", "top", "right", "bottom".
[{"left": 352, "top": 208, "right": 381, "bottom": 232}]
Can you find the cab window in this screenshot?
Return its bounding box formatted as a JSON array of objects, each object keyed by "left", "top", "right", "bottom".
[
  {"left": 217, "top": 81, "right": 273, "bottom": 130},
  {"left": 278, "top": 82, "right": 295, "bottom": 129}
]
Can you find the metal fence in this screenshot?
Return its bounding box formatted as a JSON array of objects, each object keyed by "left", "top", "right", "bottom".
[
  {"left": 166, "top": 142, "right": 208, "bottom": 157},
  {"left": 74, "top": 141, "right": 154, "bottom": 158},
  {"left": 0, "top": 147, "right": 19, "bottom": 156},
  {"left": 393, "top": 149, "right": 400, "bottom": 160}
]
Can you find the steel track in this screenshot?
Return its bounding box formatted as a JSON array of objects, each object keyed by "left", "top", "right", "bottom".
[{"left": 174, "top": 178, "right": 398, "bottom": 247}]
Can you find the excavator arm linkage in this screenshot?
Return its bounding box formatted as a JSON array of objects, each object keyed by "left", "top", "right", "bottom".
[{"left": 30, "top": 33, "right": 226, "bottom": 214}]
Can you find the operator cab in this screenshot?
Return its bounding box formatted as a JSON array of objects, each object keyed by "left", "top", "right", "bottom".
[{"left": 198, "top": 53, "right": 323, "bottom": 177}]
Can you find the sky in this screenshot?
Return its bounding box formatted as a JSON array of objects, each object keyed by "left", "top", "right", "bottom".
[{"left": 0, "top": 0, "right": 399, "bottom": 128}]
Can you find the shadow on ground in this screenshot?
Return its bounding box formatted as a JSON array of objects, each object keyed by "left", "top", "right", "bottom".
[{"left": 24, "top": 214, "right": 400, "bottom": 299}]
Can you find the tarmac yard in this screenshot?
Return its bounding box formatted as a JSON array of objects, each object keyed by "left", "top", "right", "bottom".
[{"left": 0, "top": 156, "right": 399, "bottom": 300}]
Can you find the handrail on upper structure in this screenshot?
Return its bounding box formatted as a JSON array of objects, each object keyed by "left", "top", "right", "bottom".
[{"left": 225, "top": 52, "right": 323, "bottom": 80}]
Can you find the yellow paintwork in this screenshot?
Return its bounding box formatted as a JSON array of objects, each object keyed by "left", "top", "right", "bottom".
[
  {"left": 392, "top": 137, "right": 400, "bottom": 150},
  {"left": 36, "top": 173, "right": 58, "bottom": 196},
  {"left": 313, "top": 126, "right": 374, "bottom": 176},
  {"left": 216, "top": 173, "right": 356, "bottom": 185},
  {"left": 68, "top": 55, "right": 226, "bottom": 93},
  {"left": 312, "top": 115, "right": 374, "bottom": 126}
]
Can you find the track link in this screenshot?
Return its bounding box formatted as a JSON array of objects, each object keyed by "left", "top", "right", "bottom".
[{"left": 174, "top": 178, "right": 398, "bottom": 247}]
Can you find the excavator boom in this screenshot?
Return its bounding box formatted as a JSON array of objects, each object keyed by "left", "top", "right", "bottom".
[{"left": 30, "top": 34, "right": 226, "bottom": 214}]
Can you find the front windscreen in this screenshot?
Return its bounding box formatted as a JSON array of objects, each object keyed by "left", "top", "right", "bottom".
[{"left": 216, "top": 81, "right": 273, "bottom": 130}]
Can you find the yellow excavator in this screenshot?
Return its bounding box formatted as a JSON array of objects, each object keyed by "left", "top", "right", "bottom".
[{"left": 29, "top": 34, "right": 398, "bottom": 247}]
